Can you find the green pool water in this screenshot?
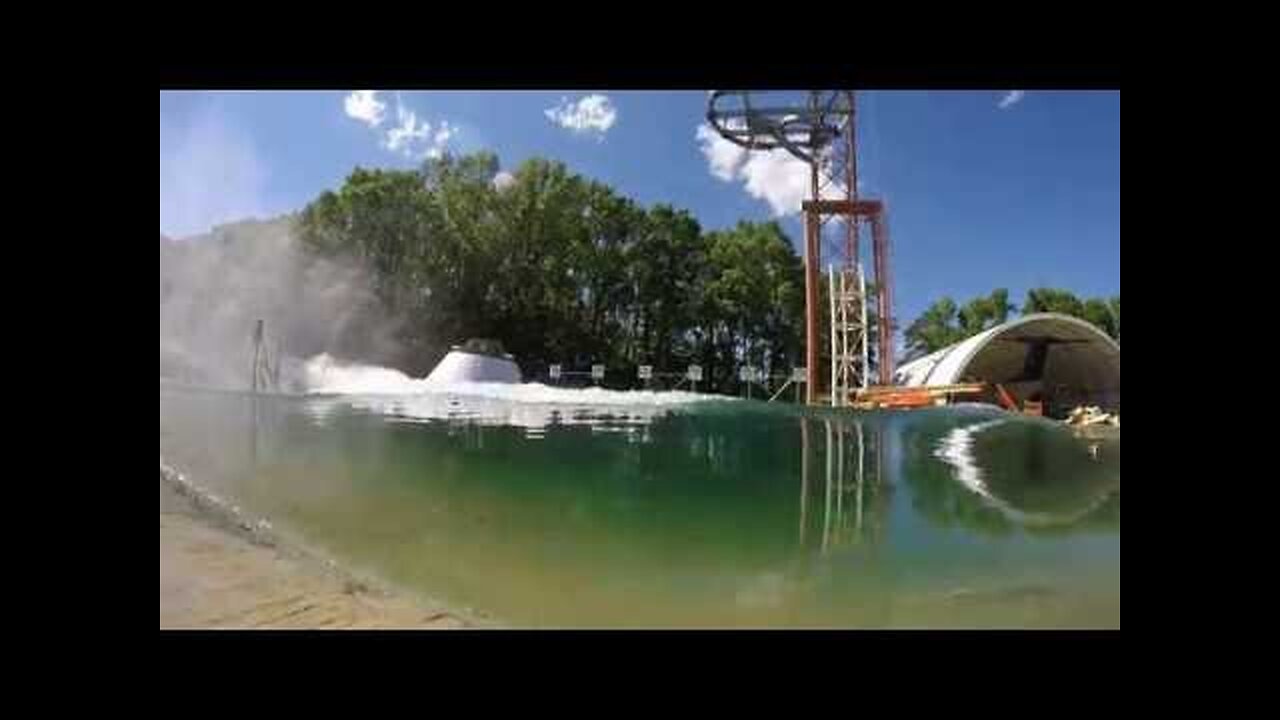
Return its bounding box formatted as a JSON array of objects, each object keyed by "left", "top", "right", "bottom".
[{"left": 159, "top": 384, "right": 1119, "bottom": 628}]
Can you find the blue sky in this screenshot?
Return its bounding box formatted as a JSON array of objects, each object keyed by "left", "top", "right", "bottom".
[{"left": 159, "top": 90, "right": 1119, "bottom": 328}]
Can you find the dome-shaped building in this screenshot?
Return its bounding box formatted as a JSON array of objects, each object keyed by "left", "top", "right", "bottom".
[{"left": 893, "top": 313, "right": 1120, "bottom": 418}]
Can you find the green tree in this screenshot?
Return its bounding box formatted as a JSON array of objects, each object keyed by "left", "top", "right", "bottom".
[
  {"left": 1108, "top": 295, "right": 1119, "bottom": 342},
  {"left": 1022, "top": 287, "right": 1085, "bottom": 317},
  {"left": 295, "top": 153, "right": 810, "bottom": 393},
  {"left": 903, "top": 297, "right": 962, "bottom": 361},
  {"left": 699, "top": 221, "right": 804, "bottom": 389},
  {"left": 1021, "top": 287, "right": 1119, "bottom": 341},
  {"left": 629, "top": 205, "right": 704, "bottom": 370},
  {"left": 578, "top": 183, "right": 645, "bottom": 368},
  {"left": 485, "top": 156, "right": 590, "bottom": 368},
  {"left": 296, "top": 167, "right": 448, "bottom": 371},
  {"left": 903, "top": 289, "right": 1014, "bottom": 360},
  {"left": 1082, "top": 298, "right": 1117, "bottom": 341},
  {"left": 959, "top": 288, "right": 1015, "bottom": 335}
]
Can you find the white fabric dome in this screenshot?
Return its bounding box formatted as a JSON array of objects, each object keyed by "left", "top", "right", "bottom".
[{"left": 894, "top": 313, "right": 1119, "bottom": 414}]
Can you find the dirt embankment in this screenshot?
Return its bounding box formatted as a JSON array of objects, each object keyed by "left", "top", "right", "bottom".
[{"left": 160, "top": 464, "right": 476, "bottom": 629}]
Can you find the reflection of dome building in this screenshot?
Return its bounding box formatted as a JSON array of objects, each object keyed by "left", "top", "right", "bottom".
[
  {"left": 929, "top": 418, "right": 1120, "bottom": 531},
  {"left": 895, "top": 313, "right": 1120, "bottom": 418}
]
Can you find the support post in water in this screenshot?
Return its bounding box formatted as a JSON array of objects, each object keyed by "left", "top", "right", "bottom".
[
  {"left": 272, "top": 337, "right": 282, "bottom": 390},
  {"left": 252, "top": 319, "right": 264, "bottom": 394}
]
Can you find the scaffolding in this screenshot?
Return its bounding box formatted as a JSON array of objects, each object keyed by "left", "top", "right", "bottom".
[
  {"left": 798, "top": 416, "right": 881, "bottom": 552},
  {"left": 829, "top": 264, "right": 869, "bottom": 407}
]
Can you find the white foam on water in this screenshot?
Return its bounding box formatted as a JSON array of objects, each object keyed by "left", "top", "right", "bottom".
[
  {"left": 303, "top": 354, "right": 433, "bottom": 395},
  {"left": 304, "top": 353, "right": 709, "bottom": 403},
  {"left": 438, "top": 381, "right": 709, "bottom": 407},
  {"left": 300, "top": 354, "right": 719, "bottom": 431},
  {"left": 934, "top": 418, "right": 1008, "bottom": 495}
]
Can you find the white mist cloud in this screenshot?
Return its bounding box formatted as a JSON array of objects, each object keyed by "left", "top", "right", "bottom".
[
  {"left": 160, "top": 217, "right": 405, "bottom": 391},
  {"left": 434, "top": 123, "right": 454, "bottom": 146},
  {"left": 425, "top": 121, "right": 455, "bottom": 159},
  {"left": 344, "top": 90, "right": 387, "bottom": 127},
  {"left": 696, "top": 122, "right": 846, "bottom": 217},
  {"left": 160, "top": 107, "right": 267, "bottom": 238},
  {"left": 492, "top": 170, "right": 516, "bottom": 191},
  {"left": 545, "top": 94, "right": 617, "bottom": 137},
  {"left": 998, "top": 90, "right": 1026, "bottom": 109}
]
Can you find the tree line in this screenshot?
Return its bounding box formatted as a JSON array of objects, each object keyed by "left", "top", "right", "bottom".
[
  {"left": 288, "top": 151, "right": 1115, "bottom": 391},
  {"left": 902, "top": 287, "right": 1119, "bottom": 361},
  {"left": 296, "top": 152, "right": 806, "bottom": 391}
]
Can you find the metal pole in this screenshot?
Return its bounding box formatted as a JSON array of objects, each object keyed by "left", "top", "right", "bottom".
[
  {"left": 872, "top": 211, "right": 894, "bottom": 385},
  {"left": 272, "top": 337, "right": 282, "bottom": 391},
  {"left": 823, "top": 420, "right": 833, "bottom": 553},
  {"left": 856, "top": 421, "right": 864, "bottom": 535},
  {"left": 840, "top": 269, "right": 849, "bottom": 398},
  {"left": 805, "top": 207, "right": 820, "bottom": 404},
  {"left": 860, "top": 267, "right": 869, "bottom": 389},
  {"left": 252, "top": 319, "right": 263, "bottom": 394},
  {"left": 845, "top": 91, "right": 860, "bottom": 266},
  {"left": 829, "top": 265, "right": 838, "bottom": 407},
  {"left": 799, "top": 419, "right": 809, "bottom": 546},
  {"left": 768, "top": 379, "right": 793, "bottom": 403},
  {"left": 836, "top": 420, "right": 845, "bottom": 539}
]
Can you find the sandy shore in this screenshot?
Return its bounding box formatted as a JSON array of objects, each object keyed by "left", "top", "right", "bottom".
[{"left": 160, "top": 471, "right": 474, "bottom": 629}]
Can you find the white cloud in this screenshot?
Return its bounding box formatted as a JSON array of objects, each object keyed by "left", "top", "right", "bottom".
[
  {"left": 345, "top": 93, "right": 457, "bottom": 160},
  {"left": 545, "top": 94, "right": 617, "bottom": 137},
  {"left": 696, "top": 122, "right": 845, "bottom": 217},
  {"left": 492, "top": 171, "right": 516, "bottom": 191},
  {"left": 695, "top": 123, "right": 747, "bottom": 181},
  {"left": 998, "top": 90, "right": 1026, "bottom": 109},
  {"left": 738, "top": 151, "right": 813, "bottom": 216},
  {"left": 344, "top": 90, "right": 386, "bottom": 127},
  {"left": 383, "top": 101, "right": 432, "bottom": 156}
]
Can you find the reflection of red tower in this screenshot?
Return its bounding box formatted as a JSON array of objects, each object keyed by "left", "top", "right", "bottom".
[{"left": 707, "top": 91, "right": 894, "bottom": 404}]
